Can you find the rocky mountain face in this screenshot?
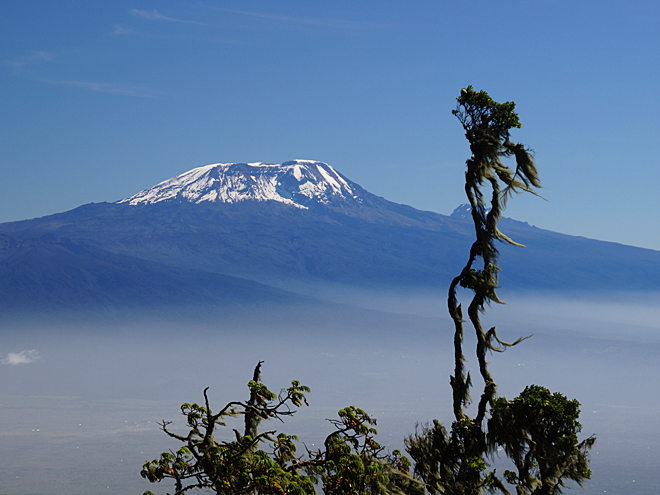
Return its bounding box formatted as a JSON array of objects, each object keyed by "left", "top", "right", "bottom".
[{"left": 1, "top": 160, "right": 658, "bottom": 314}]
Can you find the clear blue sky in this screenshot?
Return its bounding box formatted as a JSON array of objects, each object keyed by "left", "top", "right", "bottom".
[{"left": 2, "top": 1, "right": 659, "bottom": 250}]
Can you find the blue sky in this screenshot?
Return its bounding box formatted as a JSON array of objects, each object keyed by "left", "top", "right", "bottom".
[{"left": 2, "top": 1, "right": 659, "bottom": 250}]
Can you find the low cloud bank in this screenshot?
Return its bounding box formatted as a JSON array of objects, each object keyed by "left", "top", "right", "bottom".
[{"left": 1, "top": 349, "right": 42, "bottom": 365}]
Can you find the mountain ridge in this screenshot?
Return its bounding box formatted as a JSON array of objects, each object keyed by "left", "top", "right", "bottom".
[{"left": 1, "top": 160, "right": 659, "bottom": 314}]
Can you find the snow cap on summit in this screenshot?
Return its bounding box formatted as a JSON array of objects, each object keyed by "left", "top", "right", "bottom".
[{"left": 119, "top": 160, "right": 361, "bottom": 209}]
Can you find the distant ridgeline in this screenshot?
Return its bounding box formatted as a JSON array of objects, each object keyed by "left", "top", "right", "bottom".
[{"left": 1, "top": 160, "right": 659, "bottom": 312}]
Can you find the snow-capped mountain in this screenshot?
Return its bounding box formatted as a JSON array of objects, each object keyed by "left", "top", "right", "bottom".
[
  {"left": 120, "top": 160, "right": 363, "bottom": 210},
  {"left": 2, "top": 158, "right": 660, "bottom": 315}
]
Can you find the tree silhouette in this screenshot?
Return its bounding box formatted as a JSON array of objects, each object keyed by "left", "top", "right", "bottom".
[
  {"left": 448, "top": 86, "right": 541, "bottom": 424},
  {"left": 141, "top": 362, "right": 421, "bottom": 495},
  {"left": 488, "top": 386, "right": 595, "bottom": 495},
  {"left": 406, "top": 87, "right": 593, "bottom": 495}
]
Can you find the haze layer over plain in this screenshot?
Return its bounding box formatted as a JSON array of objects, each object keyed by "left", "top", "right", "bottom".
[{"left": 1, "top": 290, "right": 658, "bottom": 495}]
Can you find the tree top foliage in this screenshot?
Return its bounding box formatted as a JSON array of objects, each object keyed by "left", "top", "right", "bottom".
[
  {"left": 453, "top": 85, "right": 541, "bottom": 221},
  {"left": 452, "top": 86, "right": 521, "bottom": 143}
]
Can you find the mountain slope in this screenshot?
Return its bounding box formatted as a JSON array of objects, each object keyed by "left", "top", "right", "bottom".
[
  {"left": 1, "top": 159, "right": 659, "bottom": 314},
  {"left": 0, "top": 200, "right": 469, "bottom": 289},
  {"left": 0, "top": 233, "right": 310, "bottom": 315}
]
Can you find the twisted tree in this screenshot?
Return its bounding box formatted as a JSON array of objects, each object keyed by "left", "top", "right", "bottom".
[
  {"left": 406, "top": 87, "right": 593, "bottom": 495},
  {"left": 141, "top": 362, "right": 421, "bottom": 495},
  {"left": 448, "top": 86, "right": 540, "bottom": 425}
]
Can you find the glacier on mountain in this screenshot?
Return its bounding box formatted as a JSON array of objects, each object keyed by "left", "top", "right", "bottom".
[{"left": 119, "top": 160, "right": 360, "bottom": 209}]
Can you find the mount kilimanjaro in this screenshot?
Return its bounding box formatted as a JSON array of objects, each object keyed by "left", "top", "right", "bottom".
[
  {"left": 121, "top": 160, "right": 362, "bottom": 209},
  {"left": 1, "top": 160, "right": 658, "bottom": 314},
  {"left": 119, "top": 160, "right": 455, "bottom": 227}
]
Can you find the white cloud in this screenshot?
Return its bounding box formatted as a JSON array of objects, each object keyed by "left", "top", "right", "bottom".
[
  {"left": 130, "top": 9, "right": 208, "bottom": 26},
  {"left": 6, "top": 51, "right": 57, "bottom": 71},
  {"left": 39, "top": 79, "right": 161, "bottom": 98},
  {"left": 113, "top": 24, "right": 134, "bottom": 35},
  {"left": 129, "top": 7, "right": 372, "bottom": 31},
  {"left": 2, "top": 349, "right": 42, "bottom": 365},
  {"left": 213, "top": 7, "right": 373, "bottom": 30}
]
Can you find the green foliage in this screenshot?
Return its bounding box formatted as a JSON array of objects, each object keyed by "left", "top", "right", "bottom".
[
  {"left": 141, "top": 364, "right": 417, "bottom": 495},
  {"left": 405, "top": 418, "right": 490, "bottom": 495},
  {"left": 452, "top": 86, "right": 521, "bottom": 146},
  {"left": 322, "top": 406, "right": 387, "bottom": 495},
  {"left": 488, "top": 386, "right": 596, "bottom": 494}
]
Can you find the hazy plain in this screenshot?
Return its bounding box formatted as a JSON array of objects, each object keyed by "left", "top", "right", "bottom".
[{"left": 1, "top": 290, "right": 658, "bottom": 494}]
